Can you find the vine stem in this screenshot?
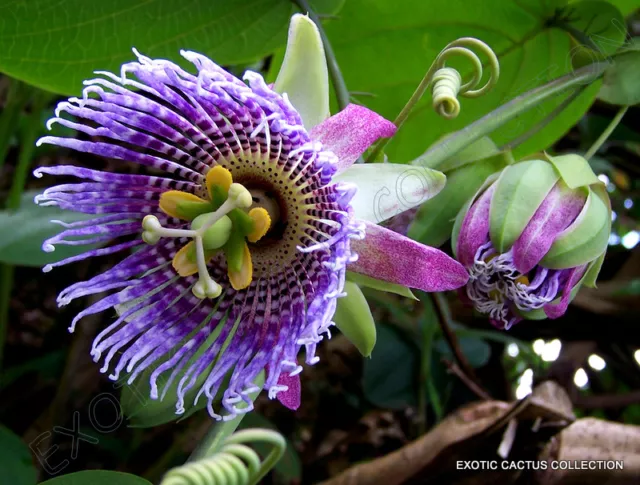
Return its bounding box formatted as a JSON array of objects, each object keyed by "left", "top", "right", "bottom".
[
  {"left": 0, "top": 86, "right": 49, "bottom": 371},
  {"left": 584, "top": 105, "right": 629, "bottom": 160},
  {"left": 0, "top": 79, "right": 31, "bottom": 172},
  {"left": 226, "top": 429, "right": 286, "bottom": 485},
  {"left": 431, "top": 293, "right": 491, "bottom": 400},
  {"left": 292, "top": 0, "right": 350, "bottom": 111},
  {"left": 410, "top": 62, "right": 609, "bottom": 169}
]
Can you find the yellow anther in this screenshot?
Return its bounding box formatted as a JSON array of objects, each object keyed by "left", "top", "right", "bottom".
[
  {"left": 206, "top": 165, "right": 233, "bottom": 199},
  {"left": 247, "top": 207, "right": 271, "bottom": 243},
  {"left": 515, "top": 275, "right": 530, "bottom": 286},
  {"left": 172, "top": 242, "right": 198, "bottom": 277},
  {"left": 159, "top": 191, "right": 210, "bottom": 220},
  {"left": 484, "top": 253, "right": 498, "bottom": 263},
  {"left": 227, "top": 243, "right": 253, "bottom": 290}
]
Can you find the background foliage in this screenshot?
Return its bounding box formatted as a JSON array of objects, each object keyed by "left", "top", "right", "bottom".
[{"left": 1, "top": 0, "right": 639, "bottom": 484}]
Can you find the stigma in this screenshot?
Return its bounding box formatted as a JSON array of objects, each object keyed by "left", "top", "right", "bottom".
[{"left": 141, "top": 166, "right": 271, "bottom": 299}]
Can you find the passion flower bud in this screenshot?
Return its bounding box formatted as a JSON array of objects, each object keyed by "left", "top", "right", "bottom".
[{"left": 451, "top": 154, "right": 611, "bottom": 329}]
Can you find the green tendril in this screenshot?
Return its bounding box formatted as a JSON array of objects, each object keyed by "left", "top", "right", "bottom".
[
  {"left": 160, "top": 428, "right": 286, "bottom": 485},
  {"left": 366, "top": 37, "right": 500, "bottom": 162}
]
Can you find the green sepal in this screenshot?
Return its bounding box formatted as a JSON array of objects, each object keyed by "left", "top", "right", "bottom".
[
  {"left": 273, "top": 13, "right": 329, "bottom": 130},
  {"left": 451, "top": 172, "right": 501, "bottom": 258},
  {"left": 541, "top": 186, "right": 610, "bottom": 269},
  {"left": 223, "top": 231, "right": 247, "bottom": 273},
  {"left": 175, "top": 199, "right": 214, "bottom": 221},
  {"left": 489, "top": 159, "right": 559, "bottom": 253},
  {"left": 346, "top": 271, "right": 417, "bottom": 300},
  {"left": 409, "top": 150, "right": 512, "bottom": 248},
  {"left": 545, "top": 153, "right": 600, "bottom": 189},
  {"left": 582, "top": 250, "right": 606, "bottom": 289},
  {"left": 334, "top": 281, "right": 377, "bottom": 357}
]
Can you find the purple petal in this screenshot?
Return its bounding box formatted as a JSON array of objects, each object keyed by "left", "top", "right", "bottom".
[
  {"left": 310, "top": 104, "right": 396, "bottom": 173},
  {"left": 543, "top": 265, "right": 586, "bottom": 319},
  {"left": 456, "top": 184, "right": 496, "bottom": 267},
  {"left": 349, "top": 221, "right": 469, "bottom": 291},
  {"left": 512, "top": 183, "right": 586, "bottom": 273},
  {"left": 276, "top": 371, "right": 301, "bottom": 410}
]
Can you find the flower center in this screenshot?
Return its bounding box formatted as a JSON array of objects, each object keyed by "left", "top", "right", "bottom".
[
  {"left": 140, "top": 166, "right": 271, "bottom": 299},
  {"left": 466, "top": 243, "right": 558, "bottom": 328}
]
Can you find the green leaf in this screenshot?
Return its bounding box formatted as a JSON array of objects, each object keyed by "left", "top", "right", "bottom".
[
  {"left": 428, "top": 136, "right": 500, "bottom": 172},
  {"left": 598, "top": 50, "right": 640, "bottom": 105},
  {"left": 301, "top": 0, "right": 624, "bottom": 162},
  {"left": 363, "top": 322, "right": 418, "bottom": 409},
  {"left": 39, "top": 471, "right": 151, "bottom": 485},
  {"left": 434, "top": 336, "right": 491, "bottom": 368},
  {"left": 547, "top": 153, "right": 600, "bottom": 188},
  {"left": 334, "top": 281, "right": 377, "bottom": 357},
  {"left": 0, "top": 190, "right": 99, "bottom": 267},
  {"left": 346, "top": 271, "right": 417, "bottom": 300},
  {"left": 0, "top": 350, "right": 65, "bottom": 389},
  {"left": 0, "top": 1, "right": 294, "bottom": 95},
  {"left": 571, "top": 0, "right": 639, "bottom": 16},
  {"left": 239, "top": 413, "right": 302, "bottom": 483},
  {"left": 613, "top": 278, "right": 640, "bottom": 296},
  {"left": 0, "top": 0, "right": 346, "bottom": 96},
  {"left": 409, "top": 150, "right": 512, "bottom": 248},
  {"left": 0, "top": 425, "right": 37, "bottom": 485},
  {"left": 563, "top": 1, "right": 627, "bottom": 59},
  {"left": 489, "top": 159, "right": 560, "bottom": 253}
]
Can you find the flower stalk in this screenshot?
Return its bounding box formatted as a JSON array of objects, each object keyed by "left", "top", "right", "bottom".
[{"left": 584, "top": 105, "right": 629, "bottom": 160}]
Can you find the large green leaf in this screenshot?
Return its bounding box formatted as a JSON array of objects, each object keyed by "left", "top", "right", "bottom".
[
  {"left": 314, "top": 0, "right": 623, "bottom": 162},
  {"left": 39, "top": 471, "right": 151, "bottom": 485},
  {"left": 0, "top": 425, "right": 37, "bottom": 485},
  {"left": 362, "top": 322, "right": 418, "bottom": 409},
  {"left": 598, "top": 49, "right": 640, "bottom": 106},
  {"left": 0, "top": 190, "right": 98, "bottom": 267},
  {"left": 0, "top": 0, "right": 345, "bottom": 96}
]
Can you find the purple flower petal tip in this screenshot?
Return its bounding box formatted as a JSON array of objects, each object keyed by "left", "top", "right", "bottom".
[
  {"left": 276, "top": 371, "right": 301, "bottom": 411},
  {"left": 350, "top": 222, "right": 469, "bottom": 292},
  {"left": 457, "top": 185, "right": 495, "bottom": 267},
  {"left": 310, "top": 104, "right": 396, "bottom": 173}
]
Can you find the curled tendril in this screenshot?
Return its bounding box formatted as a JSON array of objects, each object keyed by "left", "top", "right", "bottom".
[
  {"left": 161, "top": 429, "right": 286, "bottom": 485},
  {"left": 430, "top": 37, "right": 500, "bottom": 119},
  {"left": 365, "top": 37, "right": 500, "bottom": 162}
]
